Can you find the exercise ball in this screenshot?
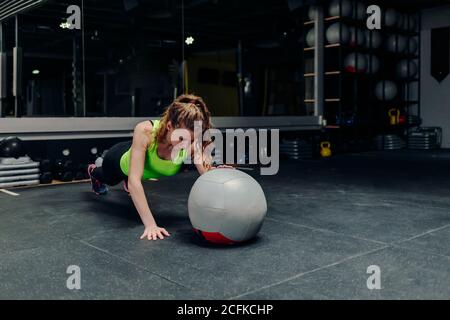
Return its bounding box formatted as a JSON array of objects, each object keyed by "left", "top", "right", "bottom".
[
  {"left": 344, "top": 53, "right": 367, "bottom": 73},
  {"left": 326, "top": 22, "right": 350, "bottom": 44},
  {"left": 0, "top": 137, "right": 26, "bottom": 159},
  {"left": 354, "top": 2, "right": 366, "bottom": 20},
  {"left": 306, "top": 27, "right": 315, "bottom": 47},
  {"left": 384, "top": 8, "right": 398, "bottom": 27},
  {"left": 400, "top": 14, "right": 407, "bottom": 29},
  {"left": 188, "top": 169, "right": 267, "bottom": 245},
  {"left": 396, "top": 59, "right": 418, "bottom": 79},
  {"left": 410, "top": 16, "right": 418, "bottom": 31},
  {"left": 329, "top": 0, "right": 352, "bottom": 17},
  {"left": 365, "top": 55, "right": 380, "bottom": 74},
  {"left": 349, "top": 28, "right": 365, "bottom": 47},
  {"left": 375, "top": 81, "right": 398, "bottom": 101},
  {"left": 365, "top": 30, "right": 382, "bottom": 49},
  {"left": 407, "top": 37, "right": 418, "bottom": 54},
  {"left": 403, "top": 15, "right": 418, "bottom": 31},
  {"left": 396, "top": 13, "right": 404, "bottom": 29},
  {"left": 308, "top": 6, "right": 317, "bottom": 21},
  {"left": 386, "top": 34, "right": 407, "bottom": 53}
]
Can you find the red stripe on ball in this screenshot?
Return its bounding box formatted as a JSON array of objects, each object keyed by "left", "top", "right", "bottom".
[{"left": 193, "top": 228, "right": 238, "bottom": 245}]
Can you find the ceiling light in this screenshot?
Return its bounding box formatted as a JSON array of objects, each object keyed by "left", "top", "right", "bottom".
[
  {"left": 60, "top": 22, "right": 71, "bottom": 29},
  {"left": 185, "top": 36, "right": 195, "bottom": 45}
]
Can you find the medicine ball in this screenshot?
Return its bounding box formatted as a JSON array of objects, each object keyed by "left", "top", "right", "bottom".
[
  {"left": 396, "top": 12, "right": 405, "bottom": 29},
  {"left": 353, "top": 2, "right": 366, "bottom": 20},
  {"left": 396, "top": 60, "right": 418, "bottom": 79},
  {"left": 365, "top": 54, "right": 380, "bottom": 74},
  {"left": 308, "top": 6, "right": 317, "bottom": 21},
  {"left": 365, "top": 30, "right": 382, "bottom": 49},
  {"left": 344, "top": 53, "right": 367, "bottom": 73},
  {"left": 375, "top": 81, "right": 398, "bottom": 101},
  {"left": 188, "top": 169, "right": 267, "bottom": 245},
  {"left": 384, "top": 8, "right": 399, "bottom": 27},
  {"left": 386, "top": 34, "right": 407, "bottom": 53},
  {"left": 329, "top": 0, "right": 353, "bottom": 17},
  {"left": 349, "top": 28, "right": 365, "bottom": 47},
  {"left": 306, "top": 27, "right": 315, "bottom": 47},
  {"left": 407, "top": 37, "right": 418, "bottom": 54},
  {"left": 0, "top": 137, "right": 26, "bottom": 159},
  {"left": 403, "top": 15, "right": 418, "bottom": 31},
  {"left": 326, "top": 22, "right": 350, "bottom": 45}
]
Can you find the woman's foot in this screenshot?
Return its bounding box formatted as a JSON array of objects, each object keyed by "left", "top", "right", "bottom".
[{"left": 87, "top": 164, "right": 108, "bottom": 195}]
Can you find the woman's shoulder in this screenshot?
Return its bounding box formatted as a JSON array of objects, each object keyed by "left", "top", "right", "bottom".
[{"left": 134, "top": 120, "right": 157, "bottom": 134}]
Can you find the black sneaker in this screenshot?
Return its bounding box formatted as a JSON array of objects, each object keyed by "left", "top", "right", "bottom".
[{"left": 87, "top": 164, "right": 108, "bottom": 195}]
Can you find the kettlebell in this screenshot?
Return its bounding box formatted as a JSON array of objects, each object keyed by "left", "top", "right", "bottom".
[
  {"left": 320, "top": 141, "right": 332, "bottom": 158},
  {"left": 389, "top": 108, "right": 400, "bottom": 125}
]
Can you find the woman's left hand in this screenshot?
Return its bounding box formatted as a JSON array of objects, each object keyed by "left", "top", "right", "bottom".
[
  {"left": 210, "top": 165, "right": 235, "bottom": 170},
  {"left": 191, "top": 138, "right": 203, "bottom": 165}
]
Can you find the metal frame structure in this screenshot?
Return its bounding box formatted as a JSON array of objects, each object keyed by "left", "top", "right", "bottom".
[
  {"left": 0, "top": 0, "right": 324, "bottom": 139},
  {"left": 0, "top": 0, "right": 47, "bottom": 21},
  {"left": 304, "top": 0, "right": 422, "bottom": 151},
  {"left": 314, "top": 5, "right": 324, "bottom": 118},
  {"left": 0, "top": 116, "right": 323, "bottom": 140}
]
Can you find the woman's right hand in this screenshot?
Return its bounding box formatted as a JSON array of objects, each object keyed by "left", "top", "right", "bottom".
[{"left": 140, "top": 225, "right": 171, "bottom": 241}]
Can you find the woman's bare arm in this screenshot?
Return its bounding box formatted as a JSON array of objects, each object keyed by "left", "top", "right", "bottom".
[
  {"left": 193, "top": 141, "right": 233, "bottom": 175},
  {"left": 192, "top": 138, "right": 211, "bottom": 175},
  {"left": 128, "top": 121, "right": 169, "bottom": 240}
]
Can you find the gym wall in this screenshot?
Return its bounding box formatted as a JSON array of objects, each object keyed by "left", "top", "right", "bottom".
[
  {"left": 187, "top": 50, "right": 239, "bottom": 116},
  {"left": 103, "top": 52, "right": 174, "bottom": 118},
  {"left": 421, "top": 4, "right": 450, "bottom": 148}
]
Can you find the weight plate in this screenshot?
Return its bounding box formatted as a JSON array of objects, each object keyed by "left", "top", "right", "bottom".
[
  {"left": 409, "top": 136, "right": 437, "bottom": 139},
  {"left": 383, "top": 146, "right": 405, "bottom": 150},
  {"left": 409, "top": 132, "right": 437, "bottom": 136},
  {"left": 374, "top": 136, "right": 403, "bottom": 140},
  {"left": 375, "top": 144, "right": 404, "bottom": 147},
  {"left": 280, "top": 148, "right": 312, "bottom": 152},
  {"left": 282, "top": 152, "right": 313, "bottom": 156},
  {"left": 409, "top": 144, "right": 437, "bottom": 148},
  {"left": 0, "top": 174, "right": 40, "bottom": 183},
  {"left": 0, "top": 168, "right": 40, "bottom": 177},
  {"left": 0, "top": 156, "right": 33, "bottom": 165},
  {"left": 0, "top": 162, "right": 40, "bottom": 171},
  {"left": 378, "top": 145, "right": 403, "bottom": 148},
  {"left": 375, "top": 135, "right": 400, "bottom": 138},
  {"left": 408, "top": 142, "right": 436, "bottom": 144},
  {"left": 409, "top": 139, "right": 437, "bottom": 142},
  {"left": 281, "top": 142, "right": 311, "bottom": 146},
  {"left": 0, "top": 179, "right": 40, "bottom": 188},
  {"left": 374, "top": 140, "right": 403, "bottom": 143}
]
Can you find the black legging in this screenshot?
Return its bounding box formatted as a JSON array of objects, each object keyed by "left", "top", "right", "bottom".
[{"left": 91, "top": 141, "right": 131, "bottom": 186}]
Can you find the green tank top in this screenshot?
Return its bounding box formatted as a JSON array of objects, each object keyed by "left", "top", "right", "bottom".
[{"left": 120, "top": 120, "right": 188, "bottom": 180}]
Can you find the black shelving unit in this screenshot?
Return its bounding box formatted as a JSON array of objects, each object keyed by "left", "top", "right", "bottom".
[{"left": 301, "top": 0, "right": 422, "bottom": 153}]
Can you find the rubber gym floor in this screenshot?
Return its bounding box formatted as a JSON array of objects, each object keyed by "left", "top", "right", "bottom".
[{"left": 1, "top": 150, "right": 450, "bottom": 300}]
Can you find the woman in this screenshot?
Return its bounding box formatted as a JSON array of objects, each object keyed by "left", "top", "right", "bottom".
[{"left": 88, "top": 94, "right": 218, "bottom": 241}]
